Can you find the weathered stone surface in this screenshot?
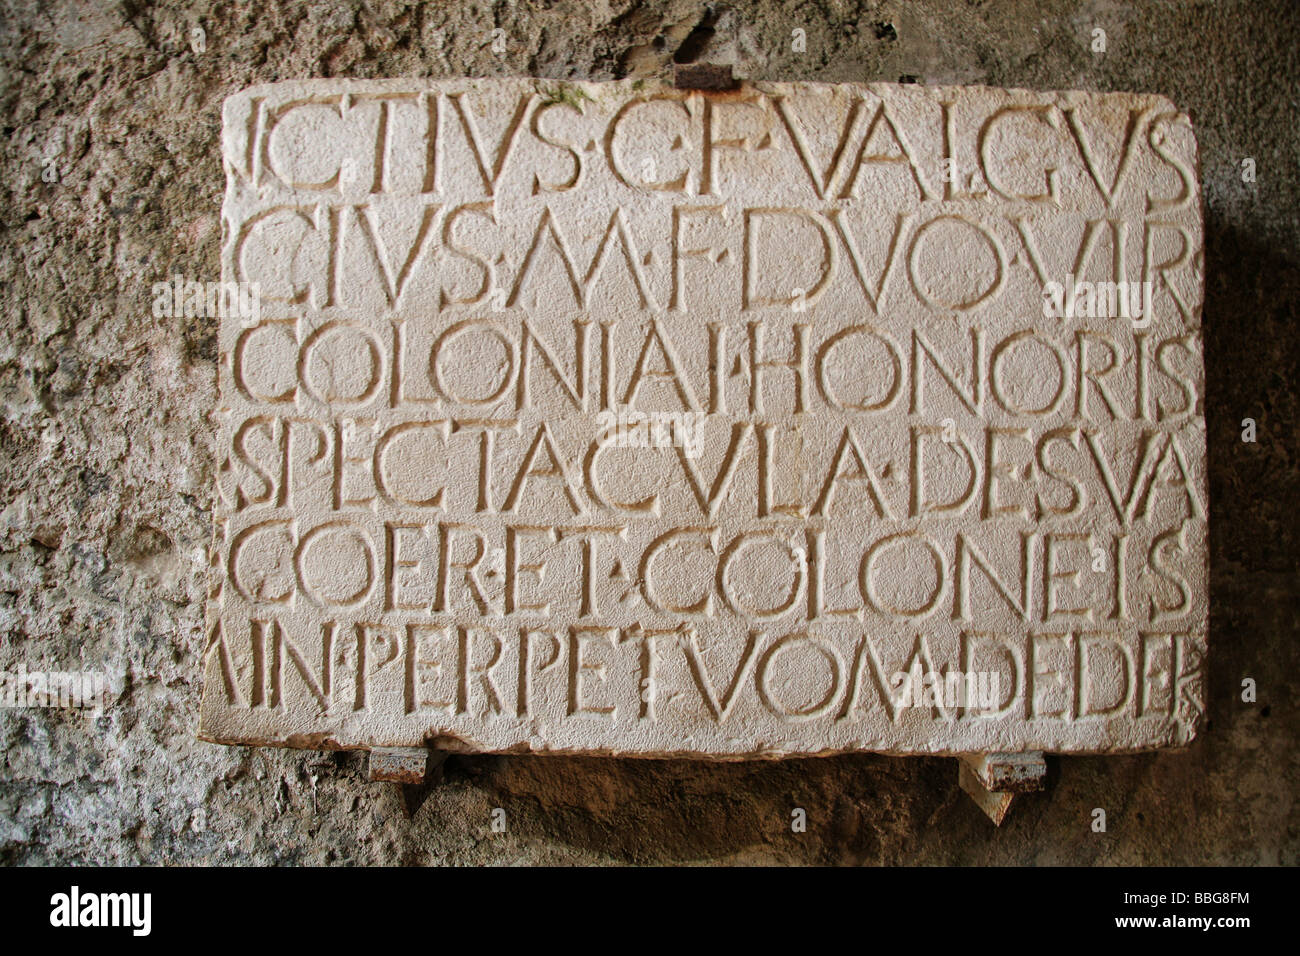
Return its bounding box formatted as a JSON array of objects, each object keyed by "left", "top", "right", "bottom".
[{"left": 200, "top": 77, "right": 1206, "bottom": 757}]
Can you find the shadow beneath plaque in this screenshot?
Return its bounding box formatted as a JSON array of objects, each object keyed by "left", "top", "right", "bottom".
[{"left": 439, "top": 750, "right": 958, "bottom": 865}]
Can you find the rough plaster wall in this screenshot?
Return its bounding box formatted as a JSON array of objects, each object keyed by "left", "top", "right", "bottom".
[{"left": 0, "top": 0, "right": 1294, "bottom": 865}]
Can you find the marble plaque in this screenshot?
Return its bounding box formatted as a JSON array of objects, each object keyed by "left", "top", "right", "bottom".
[{"left": 200, "top": 78, "right": 1206, "bottom": 757}]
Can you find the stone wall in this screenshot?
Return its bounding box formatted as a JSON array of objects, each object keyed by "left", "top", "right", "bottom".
[{"left": 1, "top": 0, "right": 1295, "bottom": 864}]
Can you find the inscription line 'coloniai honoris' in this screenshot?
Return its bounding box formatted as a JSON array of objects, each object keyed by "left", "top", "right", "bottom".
[{"left": 201, "top": 78, "right": 1206, "bottom": 758}]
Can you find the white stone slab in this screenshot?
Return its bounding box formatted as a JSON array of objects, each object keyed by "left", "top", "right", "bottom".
[{"left": 200, "top": 78, "right": 1206, "bottom": 756}]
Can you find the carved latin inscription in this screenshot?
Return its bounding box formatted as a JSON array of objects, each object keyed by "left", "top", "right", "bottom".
[{"left": 201, "top": 79, "right": 1206, "bottom": 756}]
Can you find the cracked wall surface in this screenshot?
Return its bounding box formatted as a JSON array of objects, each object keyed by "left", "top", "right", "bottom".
[{"left": 1, "top": 0, "right": 1296, "bottom": 865}]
